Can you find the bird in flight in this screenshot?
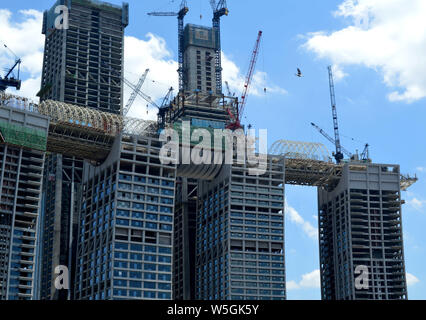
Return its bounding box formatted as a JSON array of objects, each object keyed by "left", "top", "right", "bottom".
[{"left": 295, "top": 68, "right": 303, "bottom": 77}]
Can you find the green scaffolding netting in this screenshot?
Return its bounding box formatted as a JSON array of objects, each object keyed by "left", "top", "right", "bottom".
[{"left": 0, "top": 121, "right": 47, "bottom": 151}]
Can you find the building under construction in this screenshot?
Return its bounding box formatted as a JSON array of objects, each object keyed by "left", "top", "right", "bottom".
[
  {"left": 0, "top": 97, "right": 49, "bottom": 300},
  {"left": 38, "top": 0, "right": 129, "bottom": 300},
  {"left": 0, "top": 0, "right": 419, "bottom": 301}
]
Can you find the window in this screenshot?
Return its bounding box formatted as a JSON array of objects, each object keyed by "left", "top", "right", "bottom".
[
  {"left": 158, "top": 274, "right": 171, "bottom": 281},
  {"left": 158, "top": 256, "right": 171, "bottom": 263},
  {"left": 158, "top": 265, "right": 171, "bottom": 272},
  {"left": 159, "top": 247, "right": 171, "bottom": 254},
  {"left": 146, "top": 222, "right": 158, "bottom": 230},
  {"left": 158, "top": 292, "right": 171, "bottom": 299},
  {"left": 144, "top": 291, "right": 156, "bottom": 299},
  {"left": 158, "top": 283, "right": 171, "bottom": 290},
  {"left": 144, "top": 264, "right": 156, "bottom": 271}
]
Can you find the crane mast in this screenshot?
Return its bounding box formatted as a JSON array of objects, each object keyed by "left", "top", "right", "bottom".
[
  {"left": 210, "top": 0, "right": 228, "bottom": 95},
  {"left": 328, "top": 65, "right": 344, "bottom": 163},
  {"left": 224, "top": 81, "right": 233, "bottom": 96},
  {"left": 0, "top": 44, "right": 22, "bottom": 91},
  {"left": 148, "top": 0, "right": 188, "bottom": 92},
  {"left": 240, "top": 31, "right": 262, "bottom": 122},
  {"left": 123, "top": 69, "right": 149, "bottom": 116},
  {"left": 123, "top": 78, "right": 160, "bottom": 109},
  {"left": 226, "top": 30, "right": 262, "bottom": 131},
  {"left": 311, "top": 122, "right": 353, "bottom": 158}
]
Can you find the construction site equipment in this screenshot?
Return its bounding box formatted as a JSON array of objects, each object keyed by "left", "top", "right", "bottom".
[
  {"left": 1, "top": 92, "right": 155, "bottom": 161},
  {"left": 210, "top": 0, "right": 228, "bottom": 94},
  {"left": 148, "top": 1, "right": 189, "bottom": 91},
  {"left": 360, "top": 143, "right": 370, "bottom": 161},
  {"left": 101, "top": 61, "right": 160, "bottom": 110},
  {"left": 327, "top": 65, "right": 344, "bottom": 163},
  {"left": 123, "top": 69, "right": 149, "bottom": 116},
  {"left": 157, "top": 89, "right": 238, "bottom": 129},
  {"left": 225, "top": 81, "right": 234, "bottom": 96},
  {"left": 400, "top": 174, "right": 418, "bottom": 191},
  {"left": 227, "top": 30, "right": 262, "bottom": 131},
  {"left": 0, "top": 44, "right": 22, "bottom": 91},
  {"left": 1, "top": 91, "right": 417, "bottom": 191},
  {"left": 0, "top": 121, "right": 47, "bottom": 151},
  {"left": 161, "top": 87, "right": 174, "bottom": 108},
  {"left": 311, "top": 122, "right": 353, "bottom": 158},
  {"left": 123, "top": 77, "right": 160, "bottom": 110},
  {"left": 270, "top": 140, "right": 331, "bottom": 162},
  {"left": 312, "top": 122, "right": 372, "bottom": 162}
]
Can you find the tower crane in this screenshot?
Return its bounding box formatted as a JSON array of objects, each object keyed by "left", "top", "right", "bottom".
[
  {"left": 360, "top": 143, "right": 370, "bottom": 161},
  {"left": 210, "top": 0, "right": 228, "bottom": 94},
  {"left": 327, "top": 65, "right": 344, "bottom": 163},
  {"left": 311, "top": 122, "right": 371, "bottom": 162},
  {"left": 224, "top": 81, "right": 234, "bottom": 96},
  {"left": 123, "top": 77, "right": 160, "bottom": 110},
  {"left": 147, "top": 1, "right": 188, "bottom": 92},
  {"left": 0, "top": 44, "right": 22, "bottom": 91},
  {"left": 226, "top": 30, "right": 263, "bottom": 131},
  {"left": 123, "top": 69, "right": 149, "bottom": 116},
  {"left": 101, "top": 61, "right": 160, "bottom": 110},
  {"left": 311, "top": 122, "right": 353, "bottom": 158},
  {"left": 157, "top": 87, "right": 175, "bottom": 126},
  {"left": 160, "top": 87, "right": 174, "bottom": 108}
]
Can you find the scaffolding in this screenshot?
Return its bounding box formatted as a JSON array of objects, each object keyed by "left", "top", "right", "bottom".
[
  {"left": 1, "top": 93, "right": 157, "bottom": 161},
  {"left": 0, "top": 92, "right": 418, "bottom": 189}
]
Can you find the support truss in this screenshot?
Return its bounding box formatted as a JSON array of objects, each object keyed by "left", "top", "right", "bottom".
[
  {"left": 269, "top": 140, "right": 332, "bottom": 162},
  {"left": 38, "top": 100, "right": 123, "bottom": 135}
]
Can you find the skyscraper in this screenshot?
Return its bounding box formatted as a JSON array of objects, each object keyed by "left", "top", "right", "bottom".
[
  {"left": 182, "top": 24, "right": 219, "bottom": 94},
  {"left": 195, "top": 158, "right": 286, "bottom": 300},
  {"left": 38, "top": 0, "right": 128, "bottom": 300},
  {"left": 40, "top": 0, "right": 129, "bottom": 114},
  {"left": 318, "top": 162, "right": 408, "bottom": 300},
  {"left": 74, "top": 132, "right": 176, "bottom": 300},
  {"left": 0, "top": 96, "right": 49, "bottom": 300},
  {"left": 159, "top": 16, "right": 287, "bottom": 299}
]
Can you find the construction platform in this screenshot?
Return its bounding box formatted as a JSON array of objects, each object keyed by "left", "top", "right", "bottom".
[{"left": 0, "top": 92, "right": 418, "bottom": 190}]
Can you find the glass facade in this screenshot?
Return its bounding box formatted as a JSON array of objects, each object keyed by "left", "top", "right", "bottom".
[
  {"left": 196, "top": 157, "right": 286, "bottom": 300},
  {"left": 74, "top": 134, "right": 176, "bottom": 300},
  {"left": 0, "top": 105, "right": 49, "bottom": 300}
]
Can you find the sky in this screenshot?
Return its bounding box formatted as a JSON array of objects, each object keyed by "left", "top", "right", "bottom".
[{"left": 1, "top": 0, "right": 425, "bottom": 300}]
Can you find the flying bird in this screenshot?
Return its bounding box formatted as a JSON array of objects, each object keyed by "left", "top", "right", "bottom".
[{"left": 295, "top": 68, "right": 303, "bottom": 77}]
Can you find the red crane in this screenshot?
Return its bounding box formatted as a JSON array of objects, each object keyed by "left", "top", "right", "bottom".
[{"left": 227, "top": 30, "right": 263, "bottom": 131}]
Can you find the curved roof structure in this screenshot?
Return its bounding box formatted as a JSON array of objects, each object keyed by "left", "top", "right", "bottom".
[
  {"left": 269, "top": 140, "right": 331, "bottom": 162},
  {"left": 38, "top": 100, "right": 123, "bottom": 135}
]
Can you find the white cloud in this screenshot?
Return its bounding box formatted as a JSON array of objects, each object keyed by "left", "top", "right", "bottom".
[
  {"left": 285, "top": 201, "right": 318, "bottom": 240},
  {"left": 407, "top": 197, "right": 426, "bottom": 211},
  {"left": 123, "top": 33, "right": 179, "bottom": 121},
  {"left": 331, "top": 64, "right": 347, "bottom": 82},
  {"left": 406, "top": 273, "right": 420, "bottom": 287},
  {"left": 222, "top": 52, "right": 287, "bottom": 99},
  {"left": 2, "top": 9, "right": 285, "bottom": 119},
  {"left": 0, "top": 9, "right": 44, "bottom": 100},
  {"left": 416, "top": 167, "right": 426, "bottom": 173},
  {"left": 287, "top": 269, "right": 321, "bottom": 290},
  {"left": 286, "top": 280, "right": 300, "bottom": 290},
  {"left": 304, "top": 0, "right": 426, "bottom": 103},
  {"left": 19, "top": 75, "right": 41, "bottom": 100}
]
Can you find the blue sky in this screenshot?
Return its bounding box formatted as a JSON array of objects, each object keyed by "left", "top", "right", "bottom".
[{"left": 1, "top": 0, "right": 425, "bottom": 299}]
